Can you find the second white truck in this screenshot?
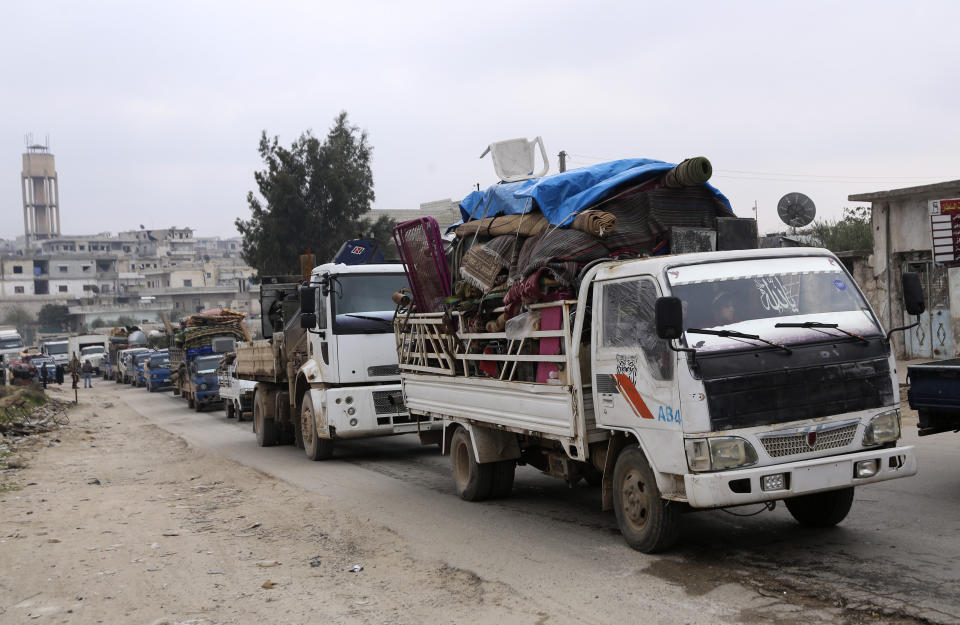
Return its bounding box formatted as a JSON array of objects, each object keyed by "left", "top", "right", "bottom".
[{"left": 236, "top": 263, "right": 441, "bottom": 459}]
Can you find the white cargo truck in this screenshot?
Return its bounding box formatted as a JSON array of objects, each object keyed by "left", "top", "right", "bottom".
[
  {"left": 70, "top": 334, "right": 109, "bottom": 373},
  {"left": 236, "top": 263, "right": 441, "bottom": 459},
  {"left": 396, "top": 247, "right": 920, "bottom": 552}
]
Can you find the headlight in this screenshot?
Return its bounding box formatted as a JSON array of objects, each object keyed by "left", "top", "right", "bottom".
[
  {"left": 685, "top": 436, "right": 758, "bottom": 472},
  {"left": 863, "top": 409, "right": 900, "bottom": 446}
]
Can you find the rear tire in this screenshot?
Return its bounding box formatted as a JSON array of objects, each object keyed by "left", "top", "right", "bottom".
[
  {"left": 785, "top": 487, "right": 855, "bottom": 527},
  {"left": 254, "top": 389, "right": 279, "bottom": 447},
  {"left": 489, "top": 460, "right": 516, "bottom": 499},
  {"left": 612, "top": 446, "right": 680, "bottom": 553},
  {"left": 450, "top": 427, "right": 493, "bottom": 501},
  {"left": 301, "top": 394, "right": 333, "bottom": 461}
]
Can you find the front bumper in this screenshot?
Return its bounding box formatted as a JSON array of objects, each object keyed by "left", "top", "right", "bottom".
[{"left": 684, "top": 445, "right": 917, "bottom": 508}]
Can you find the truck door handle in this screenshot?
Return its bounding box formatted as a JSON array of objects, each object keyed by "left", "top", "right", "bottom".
[{"left": 602, "top": 397, "right": 614, "bottom": 408}]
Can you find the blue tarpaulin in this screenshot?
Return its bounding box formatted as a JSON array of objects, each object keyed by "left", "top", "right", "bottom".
[{"left": 457, "top": 158, "right": 733, "bottom": 228}]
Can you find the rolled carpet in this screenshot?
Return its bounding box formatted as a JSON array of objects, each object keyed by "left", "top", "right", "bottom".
[
  {"left": 571, "top": 209, "right": 617, "bottom": 238},
  {"left": 662, "top": 156, "right": 712, "bottom": 188},
  {"left": 455, "top": 212, "right": 549, "bottom": 238}
]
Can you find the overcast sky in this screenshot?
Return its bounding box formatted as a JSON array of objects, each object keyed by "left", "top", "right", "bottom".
[{"left": 2, "top": 1, "right": 957, "bottom": 240}]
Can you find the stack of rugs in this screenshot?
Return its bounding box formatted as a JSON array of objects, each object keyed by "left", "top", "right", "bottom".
[
  {"left": 175, "top": 309, "right": 249, "bottom": 347},
  {"left": 445, "top": 156, "right": 732, "bottom": 320}
]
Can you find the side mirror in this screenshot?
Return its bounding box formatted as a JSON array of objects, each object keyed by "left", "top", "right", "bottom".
[
  {"left": 300, "top": 286, "right": 316, "bottom": 314},
  {"left": 320, "top": 276, "right": 331, "bottom": 297},
  {"left": 655, "top": 297, "right": 684, "bottom": 340},
  {"left": 902, "top": 272, "right": 925, "bottom": 316},
  {"left": 300, "top": 312, "right": 317, "bottom": 329}
]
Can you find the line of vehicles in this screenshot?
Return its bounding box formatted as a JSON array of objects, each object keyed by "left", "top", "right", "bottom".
[{"left": 100, "top": 236, "right": 934, "bottom": 554}]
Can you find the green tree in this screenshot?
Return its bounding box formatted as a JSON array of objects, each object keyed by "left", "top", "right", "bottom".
[
  {"left": 236, "top": 112, "right": 392, "bottom": 276},
  {"left": 38, "top": 304, "right": 70, "bottom": 331},
  {"left": 806, "top": 206, "right": 873, "bottom": 252},
  {"left": 2, "top": 306, "right": 35, "bottom": 333}
]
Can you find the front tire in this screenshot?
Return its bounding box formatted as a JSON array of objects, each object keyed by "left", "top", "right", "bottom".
[
  {"left": 612, "top": 446, "right": 680, "bottom": 553},
  {"left": 785, "top": 487, "right": 855, "bottom": 527},
  {"left": 301, "top": 394, "right": 333, "bottom": 461},
  {"left": 450, "top": 427, "right": 493, "bottom": 501},
  {"left": 225, "top": 400, "right": 234, "bottom": 419}
]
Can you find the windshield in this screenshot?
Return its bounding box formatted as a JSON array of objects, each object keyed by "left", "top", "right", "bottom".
[
  {"left": 193, "top": 355, "right": 221, "bottom": 374},
  {"left": 0, "top": 338, "right": 23, "bottom": 350},
  {"left": 81, "top": 346, "right": 105, "bottom": 355},
  {"left": 667, "top": 256, "right": 881, "bottom": 353},
  {"left": 149, "top": 357, "right": 170, "bottom": 368},
  {"left": 134, "top": 353, "right": 153, "bottom": 365},
  {"left": 331, "top": 273, "right": 409, "bottom": 334},
  {"left": 45, "top": 343, "right": 68, "bottom": 355}
]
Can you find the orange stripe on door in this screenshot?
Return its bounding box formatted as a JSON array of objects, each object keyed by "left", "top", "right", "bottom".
[{"left": 612, "top": 374, "right": 655, "bottom": 420}]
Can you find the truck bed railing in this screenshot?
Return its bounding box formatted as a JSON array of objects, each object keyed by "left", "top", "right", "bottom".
[{"left": 396, "top": 300, "right": 579, "bottom": 385}]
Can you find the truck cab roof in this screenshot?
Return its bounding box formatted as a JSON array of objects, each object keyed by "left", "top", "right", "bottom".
[
  {"left": 591, "top": 246, "right": 836, "bottom": 282},
  {"left": 311, "top": 262, "right": 405, "bottom": 279}
]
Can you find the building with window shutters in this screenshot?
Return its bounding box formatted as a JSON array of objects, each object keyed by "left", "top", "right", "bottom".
[{"left": 850, "top": 179, "right": 960, "bottom": 360}]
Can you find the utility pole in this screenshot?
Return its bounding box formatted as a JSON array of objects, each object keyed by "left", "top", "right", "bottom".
[{"left": 558, "top": 150, "right": 567, "bottom": 173}]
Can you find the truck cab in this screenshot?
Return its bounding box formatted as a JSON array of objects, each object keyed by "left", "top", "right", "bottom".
[
  {"left": 189, "top": 351, "right": 223, "bottom": 411},
  {"left": 144, "top": 351, "right": 171, "bottom": 392},
  {"left": 40, "top": 339, "right": 70, "bottom": 367},
  {"left": 243, "top": 263, "right": 440, "bottom": 459},
  {"left": 118, "top": 347, "right": 149, "bottom": 384},
  {"left": 0, "top": 328, "right": 25, "bottom": 364}
]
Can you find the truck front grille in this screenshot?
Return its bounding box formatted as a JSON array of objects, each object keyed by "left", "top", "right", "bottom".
[
  {"left": 704, "top": 357, "right": 893, "bottom": 431},
  {"left": 759, "top": 421, "right": 858, "bottom": 458},
  {"left": 373, "top": 390, "right": 405, "bottom": 414},
  {"left": 368, "top": 364, "right": 400, "bottom": 377}
]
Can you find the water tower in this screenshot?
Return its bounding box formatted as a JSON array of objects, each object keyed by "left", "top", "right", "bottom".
[{"left": 21, "top": 136, "right": 61, "bottom": 246}]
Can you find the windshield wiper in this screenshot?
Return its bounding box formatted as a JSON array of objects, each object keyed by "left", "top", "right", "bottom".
[
  {"left": 343, "top": 313, "right": 393, "bottom": 326},
  {"left": 775, "top": 321, "right": 869, "bottom": 344},
  {"left": 686, "top": 328, "right": 792, "bottom": 354}
]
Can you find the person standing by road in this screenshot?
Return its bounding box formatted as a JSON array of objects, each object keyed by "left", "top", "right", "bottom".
[
  {"left": 81, "top": 359, "right": 94, "bottom": 388},
  {"left": 40, "top": 362, "right": 50, "bottom": 389}
]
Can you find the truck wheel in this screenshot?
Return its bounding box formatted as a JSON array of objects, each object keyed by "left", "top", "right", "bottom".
[
  {"left": 489, "top": 460, "right": 516, "bottom": 499},
  {"left": 187, "top": 395, "right": 195, "bottom": 409},
  {"left": 173, "top": 386, "right": 180, "bottom": 396},
  {"left": 301, "top": 394, "right": 333, "bottom": 460},
  {"left": 225, "top": 401, "right": 234, "bottom": 419},
  {"left": 450, "top": 427, "right": 493, "bottom": 501},
  {"left": 194, "top": 397, "right": 203, "bottom": 412},
  {"left": 254, "top": 390, "right": 279, "bottom": 447},
  {"left": 785, "top": 487, "right": 855, "bottom": 527},
  {"left": 612, "top": 446, "right": 680, "bottom": 553}
]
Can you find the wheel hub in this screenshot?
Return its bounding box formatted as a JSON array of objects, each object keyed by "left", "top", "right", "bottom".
[
  {"left": 302, "top": 407, "right": 314, "bottom": 441},
  {"left": 621, "top": 469, "right": 650, "bottom": 530}
]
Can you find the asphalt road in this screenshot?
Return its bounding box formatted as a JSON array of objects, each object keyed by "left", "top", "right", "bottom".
[{"left": 103, "top": 382, "right": 960, "bottom": 624}]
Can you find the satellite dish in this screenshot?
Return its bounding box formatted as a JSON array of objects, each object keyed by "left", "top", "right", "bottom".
[{"left": 777, "top": 192, "right": 816, "bottom": 229}]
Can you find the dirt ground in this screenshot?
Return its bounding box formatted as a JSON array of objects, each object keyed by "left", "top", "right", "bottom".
[{"left": 0, "top": 387, "right": 565, "bottom": 625}]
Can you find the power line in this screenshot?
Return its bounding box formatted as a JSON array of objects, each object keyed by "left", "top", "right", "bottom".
[{"left": 564, "top": 153, "right": 955, "bottom": 184}]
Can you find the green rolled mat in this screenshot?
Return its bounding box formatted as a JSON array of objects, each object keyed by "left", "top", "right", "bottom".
[{"left": 662, "top": 156, "right": 712, "bottom": 188}]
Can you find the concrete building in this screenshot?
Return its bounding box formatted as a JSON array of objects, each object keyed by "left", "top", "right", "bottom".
[
  {"left": 850, "top": 179, "right": 960, "bottom": 360},
  {"left": 370, "top": 199, "right": 461, "bottom": 229},
  {"left": 21, "top": 143, "right": 61, "bottom": 246}
]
